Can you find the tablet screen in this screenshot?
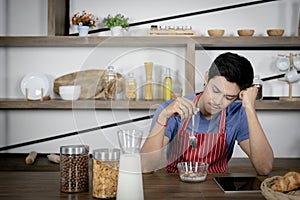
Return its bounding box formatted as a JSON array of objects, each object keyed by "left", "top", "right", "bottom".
[{"left": 213, "top": 176, "right": 262, "bottom": 194}]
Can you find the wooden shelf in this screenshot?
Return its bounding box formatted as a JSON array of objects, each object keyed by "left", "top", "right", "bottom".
[
  {"left": 1, "top": 36, "right": 300, "bottom": 110},
  {"left": 0, "top": 36, "right": 299, "bottom": 49},
  {"left": 254, "top": 100, "right": 300, "bottom": 110},
  {"left": 0, "top": 99, "right": 163, "bottom": 110},
  {"left": 0, "top": 99, "right": 299, "bottom": 110}
]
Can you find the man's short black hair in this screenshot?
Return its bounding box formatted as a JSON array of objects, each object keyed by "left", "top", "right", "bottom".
[{"left": 208, "top": 52, "right": 254, "bottom": 90}]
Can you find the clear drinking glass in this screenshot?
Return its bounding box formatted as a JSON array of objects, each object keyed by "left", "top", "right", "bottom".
[{"left": 116, "top": 129, "right": 144, "bottom": 200}]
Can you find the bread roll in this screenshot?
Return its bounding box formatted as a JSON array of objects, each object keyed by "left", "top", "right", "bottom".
[
  {"left": 47, "top": 154, "right": 60, "bottom": 164},
  {"left": 25, "top": 151, "right": 37, "bottom": 165},
  {"left": 271, "top": 171, "right": 300, "bottom": 192}
]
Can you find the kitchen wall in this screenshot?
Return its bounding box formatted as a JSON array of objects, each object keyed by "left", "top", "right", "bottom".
[{"left": 0, "top": 0, "right": 300, "bottom": 159}]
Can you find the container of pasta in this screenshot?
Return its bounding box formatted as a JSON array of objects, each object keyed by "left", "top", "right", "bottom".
[{"left": 92, "top": 148, "right": 120, "bottom": 199}]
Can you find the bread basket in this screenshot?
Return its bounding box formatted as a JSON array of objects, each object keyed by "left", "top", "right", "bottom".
[{"left": 261, "top": 176, "right": 300, "bottom": 200}]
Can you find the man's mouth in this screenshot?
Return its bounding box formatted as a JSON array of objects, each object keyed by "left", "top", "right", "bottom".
[{"left": 209, "top": 103, "right": 222, "bottom": 111}]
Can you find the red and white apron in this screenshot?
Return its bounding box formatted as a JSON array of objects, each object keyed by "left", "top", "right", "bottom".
[{"left": 166, "top": 93, "right": 228, "bottom": 173}]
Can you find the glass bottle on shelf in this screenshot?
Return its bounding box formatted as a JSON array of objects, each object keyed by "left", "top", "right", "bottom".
[
  {"left": 105, "top": 66, "right": 117, "bottom": 100},
  {"left": 253, "top": 75, "right": 263, "bottom": 100},
  {"left": 172, "top": 70, "right": 182, "bottom": 99},
  {"left": 144, "top": 62, "right": 153, "bottom": 101},
  {"left": 125, "top": 73, "right": 137, "bottom": 100},
  {"left": 163, "top": 68, "right": 173, "bottom": 101}
]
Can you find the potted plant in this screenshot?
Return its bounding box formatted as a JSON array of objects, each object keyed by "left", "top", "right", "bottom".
[
  {"left": 71, "top": 10, "right": 98, "bottom": 36},
  {"left": 103, "top": 14, "right": 129, "bottom": 36}
]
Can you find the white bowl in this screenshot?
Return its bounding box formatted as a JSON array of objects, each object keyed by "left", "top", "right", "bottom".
[{"left": 59, "top": 85, "right": 81, "bottom": 100}]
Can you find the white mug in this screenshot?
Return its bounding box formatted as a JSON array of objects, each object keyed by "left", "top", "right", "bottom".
[
  {"left": 284, "top": 68, "right": 300, "bottom": 83},
  {"left": 293, "top": 56, "right": 300, "bottom": 70},
  {"left": 276, "top": 57, "right": 290, "bottom": 71}
]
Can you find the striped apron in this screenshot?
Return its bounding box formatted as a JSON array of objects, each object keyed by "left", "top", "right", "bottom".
[{"left": 166, "top": 93, "right": 228, "bottom": 173}]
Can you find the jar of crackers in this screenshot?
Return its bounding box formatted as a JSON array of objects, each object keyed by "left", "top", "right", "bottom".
[{"left": 92, "top": 148, "right": 120, "bottom": 199}]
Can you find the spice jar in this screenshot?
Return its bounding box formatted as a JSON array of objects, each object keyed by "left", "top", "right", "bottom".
[
  {"left": 92, "top": 148, "right": 120, "bottom": 199},
  {"left": 125, "top": 73, "right": 137, "bottom": 100},
  {"left": 60, "top": 145, "right": 89, "bottom": 193},
  {"left": 253, "top": 75, "right": 263, "bottom": 100},
  {"left": 150, "top": 25, "right": 158, "bottom": 31}
]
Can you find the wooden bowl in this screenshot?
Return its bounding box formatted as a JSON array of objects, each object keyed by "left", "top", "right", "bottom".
[
  {"left": 237, "top": 29, "right": 255, "bottom": 36},
  {"left": 267, "top": 29, "right": 284, "bottom": 36},
  {"left": 208, "top": 29, "right": 225, "bottom": 37}
]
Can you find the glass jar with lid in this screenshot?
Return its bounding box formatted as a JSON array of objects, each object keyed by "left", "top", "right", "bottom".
[
  {"left": 60, "top": 145, "right": 89, "bottom": 193},
  {"left": 92, "top": 148, "right": 120, "bottom": 199},
  {"left": 105, "top": 66, "right": 117, "bottom": 100},
  {"left": 253, "top": 75, "right": 263, "bottom": 100},
  {"left": 125, "top": 72, "right": 137, "bottom": 100}
]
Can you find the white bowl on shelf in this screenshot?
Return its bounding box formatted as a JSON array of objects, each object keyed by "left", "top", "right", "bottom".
[{"left": 59, "top": 85, "right": 81, "bottom": 100}]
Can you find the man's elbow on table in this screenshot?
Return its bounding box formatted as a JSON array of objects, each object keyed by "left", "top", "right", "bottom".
[
  {"left": 255, "top": 160, "right": 273, "bottom": 176},
  {"left": 141, "top": 149, "right": 167, "bottom": 173}
]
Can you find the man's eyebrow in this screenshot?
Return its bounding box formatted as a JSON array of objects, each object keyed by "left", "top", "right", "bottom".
[{"left": 212, "top": 84, "right": 239, "bottom": 98}]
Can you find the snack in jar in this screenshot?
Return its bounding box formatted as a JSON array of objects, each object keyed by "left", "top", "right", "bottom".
[
  {"left": 92, "top": 148, "right": 120, "bottom": 199},
  {"left": 60, "top": 145, "right": 89, "bottom": 193}
]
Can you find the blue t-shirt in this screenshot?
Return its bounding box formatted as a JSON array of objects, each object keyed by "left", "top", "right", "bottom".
[{"left": 150, "top": 93, "right": 249, "bottom": 161}]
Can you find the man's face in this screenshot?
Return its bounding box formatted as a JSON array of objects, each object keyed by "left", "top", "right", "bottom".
[{"left": 201, "top": 76, "right": 240, "bottom": 116}]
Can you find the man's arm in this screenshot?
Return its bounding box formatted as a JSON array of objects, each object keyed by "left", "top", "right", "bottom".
[
  {"left": 239, "top": 86, "right": 274, "bottom": 175},
  {"left": 141, "top": 97, "right": 198, "bottom": 173}
]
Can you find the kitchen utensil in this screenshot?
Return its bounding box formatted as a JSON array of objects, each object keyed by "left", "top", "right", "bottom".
[
  {"left": 284, "top": 68, "right": 300, "bottom": 83},
  {"left": 189, "top": 115, "right": 197, "bottom": 150},
  {"left": 53, "top": 69, "right": 124, "bottom": 99},
  {"left": 237, "top": 29, "right": 254, "bottom": 36},
  {"left": 117, "top": 129, "right": 144, "bottom": 200},
  {"left": 20, "top": 72, "right": 51, "bottom": 100},
  {"left": 267, "top": 29, "right": 284, "bottom": 36},
  {"left": 208, "top": 29, "right": 225, "bottom": 36},
  {"left": 59, "top": 85, "right": 81, "bottom": 100}
]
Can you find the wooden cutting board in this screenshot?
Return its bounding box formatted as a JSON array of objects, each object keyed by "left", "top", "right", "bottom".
[{"left": 53, "top": 69, "right": 124, "bottom": 99}]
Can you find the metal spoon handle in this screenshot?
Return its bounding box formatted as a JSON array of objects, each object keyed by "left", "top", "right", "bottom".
[{"left": 189, "top": 115, "right": 197, "bottom": 150}]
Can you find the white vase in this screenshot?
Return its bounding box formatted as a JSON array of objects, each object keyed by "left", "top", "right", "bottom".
[
  {"left": 110, "top": 26, "right": 123, "bottom": 36},
  {"left": 78, "top": 26, "right": 89, "bottom": 36}
]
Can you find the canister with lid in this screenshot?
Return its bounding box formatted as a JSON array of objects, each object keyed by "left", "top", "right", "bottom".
[
  {"left": 105, "top": 66, "right": 117, "bottom": 100},
  {"left": 60, "top": 145, "right": 89, "bottom": 193},
  {"left": 253, "top": 75, "right": 263, "bottom": 100},
  {"left": 92, "top": 148, "right": 120, "bottom": 199},
  {"left": 125, "top": 72, "right": 137, "bottom": 100}
]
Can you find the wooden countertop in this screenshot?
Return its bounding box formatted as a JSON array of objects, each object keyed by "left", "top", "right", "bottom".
[{"left": 0, "top": 154, "right": 299, "bottom": 200}]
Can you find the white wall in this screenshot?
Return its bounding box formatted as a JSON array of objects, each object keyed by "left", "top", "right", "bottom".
[{"left": 0, "top": 0, "right": 300, "bottom": 159}]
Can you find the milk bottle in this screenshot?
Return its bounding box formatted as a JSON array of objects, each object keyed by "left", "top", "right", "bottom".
[{"left": 116, "top": 129, "right": 144, "bottom": 200}]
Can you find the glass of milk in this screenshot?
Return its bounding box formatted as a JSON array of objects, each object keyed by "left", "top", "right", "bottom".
[{"left": 116, "top": 129, "right": 144, "bottom": 200}]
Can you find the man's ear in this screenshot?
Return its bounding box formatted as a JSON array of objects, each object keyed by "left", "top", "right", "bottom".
[{"left": 204, "top": 71, "right": 209, "bottom": 85}]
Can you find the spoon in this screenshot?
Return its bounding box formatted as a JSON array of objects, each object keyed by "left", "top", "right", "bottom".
[{"left": 189, "top": 115, "right": 197, "bottom": 150}]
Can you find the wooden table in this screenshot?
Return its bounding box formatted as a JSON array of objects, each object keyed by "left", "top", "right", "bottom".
[{"left": 0, "top": 154, "right": 299, "bottom": 200}]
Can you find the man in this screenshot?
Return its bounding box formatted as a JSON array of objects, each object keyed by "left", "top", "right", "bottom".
[{"left": 141, "top": 52, "right": 273, "bottom": 175}]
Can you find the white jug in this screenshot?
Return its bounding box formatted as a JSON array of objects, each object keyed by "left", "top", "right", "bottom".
[{"left": 117, "top": 129, "right": 144, "bottom": 200}]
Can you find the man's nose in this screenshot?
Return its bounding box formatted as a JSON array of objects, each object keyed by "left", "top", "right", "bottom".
[{"left": 212, "top": 93, "right": 223, "bottom": 105}]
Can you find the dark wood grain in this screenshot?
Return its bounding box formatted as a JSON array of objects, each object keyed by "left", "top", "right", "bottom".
[
  {"left": 48, "top": 0, "right": 69, "bottom": 36},
  {"left": 0, "top": 155, "right": 299, "bottom": 200}
]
